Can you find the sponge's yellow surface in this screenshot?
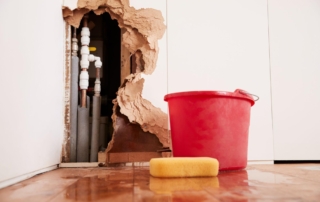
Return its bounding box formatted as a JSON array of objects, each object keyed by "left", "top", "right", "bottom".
[{"left": 150, "top": 157, "right": 219, "bottom": 177}]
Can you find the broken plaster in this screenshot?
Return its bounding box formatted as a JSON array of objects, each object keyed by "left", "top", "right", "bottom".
[
  {"left": 62, "top": 0, "right": 170, "bottom": 162},
  {"left": 116, "top": 73, "right": 170, "bottom": 148},
  {"left": 61, "top": 23, "right": 71, "bottom": 163},
  {"left": 62, "top": 0, "right": 166, "bottom": 75},
  {"left": 105, "top": 74, "right": 171, "bottom": 164}
]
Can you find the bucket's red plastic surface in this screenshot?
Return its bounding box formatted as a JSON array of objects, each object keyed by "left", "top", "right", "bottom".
[{"left": 164, "top": 89, "right": 255, "bottom": 171}]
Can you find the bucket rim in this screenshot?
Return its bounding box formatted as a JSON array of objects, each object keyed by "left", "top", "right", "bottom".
[{"left": 164, "top": 90, "right": 255, "bottom": 106}]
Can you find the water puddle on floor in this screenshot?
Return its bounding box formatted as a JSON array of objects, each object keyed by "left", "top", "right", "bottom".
[
  {"left": 246, "top": 169, "right": 294, "bottom": 185},
  {"left": 63, "top": 175, "right": 133, "bottom": 201},
  {"left": 149, "top": 176, "right": 220, "bottom": 194},
  {"left": 57, "top": 168, "right": 315, "bottom": 201},
  {"left": 299, "top": 166, "right": 320, "bottom": 171}
]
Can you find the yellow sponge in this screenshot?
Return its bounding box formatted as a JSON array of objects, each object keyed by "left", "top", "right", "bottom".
[{"left": 150, "top": 157, "right": 219, "bottom": 177}]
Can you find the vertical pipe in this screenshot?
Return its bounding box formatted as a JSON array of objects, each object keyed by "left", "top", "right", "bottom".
[
  {"left": 77, "top": 15, "right": 90, "bottom": 162},
  {"left": 77, "top": 96, "right": 90, "bottom": 162},
  {"left": 81, "top": 89, "right": 87, "bottom": 107},
  {"left": 70, "top": 28, "right": 79, "bottom": 162},
  {"left": 80, "top": 15, "right": 89, "bottom": 108},
  {"left": 90, "top": 59, "right": 102, "bottom": 162},
  {"left": 90, "top": 96, "right": 101, "bottom": 162}
]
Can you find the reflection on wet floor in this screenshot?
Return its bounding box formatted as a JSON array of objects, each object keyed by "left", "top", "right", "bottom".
[
  {"left": 0, "top": 164, "right": 320, "bottom": 201},
  {"left": 299, "top": 166, "right": 320, "bottom": 171},
  {"left": 149, "top": 176, "right": 219, "bottom": 194}
]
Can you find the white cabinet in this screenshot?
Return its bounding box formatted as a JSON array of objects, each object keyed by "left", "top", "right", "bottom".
[
  {"left": 167, "top": 0, "right": 274, "bottom": 161},
  {"left": 269, "top": 0, "right": 320, "bottom": 160}
]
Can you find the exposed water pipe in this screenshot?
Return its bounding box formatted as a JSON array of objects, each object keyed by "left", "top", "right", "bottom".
[
  {"left": 77, "top": 15, "right": 103, "bottom": 162},
  {"left": 77, "top": 15, "right": 91, "bottom": 162},
  {"left": 70, "top": 28, "right": 79, "bottom": 162},
  {"left": 79, "top": 15, "right": 90, "bottom": 108},
  {"left": 89, "top": 55, "right": 102, "bottom": 162}
]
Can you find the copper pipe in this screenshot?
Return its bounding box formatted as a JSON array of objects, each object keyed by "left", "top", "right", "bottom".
[
  {"left": 96, "top": 68, "right": 100, "bottom": 79},
  {"left": 81, "top": 89, "right": 87, "bottom": 108},
  {"left": 83, "top": 15, "right": 88, "bottom": 27}
]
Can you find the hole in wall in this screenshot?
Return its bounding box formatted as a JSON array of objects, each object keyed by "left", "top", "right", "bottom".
[
  {"left": 62, "top": 1, "right": 170, "bottom": 163},
  {"left": 76, "top": 11, "right": 123, "bottom": 150}
]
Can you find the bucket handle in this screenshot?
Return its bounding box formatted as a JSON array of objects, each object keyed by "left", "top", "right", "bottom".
[{"left": 235, "top": 89, "right": 260, "bottom": 101}]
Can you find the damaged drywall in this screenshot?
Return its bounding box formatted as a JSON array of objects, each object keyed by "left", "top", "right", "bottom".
[
  {"left": 116, "top": 73, "right": 170, "bottom": 147},
  {"left": 105, "top": 74, "right": 171, "bottom": 164},
  {"left": 105, "top": 102, "right": 163, "bottom": 164},
  {"left": 62, "top": 23, "right": 72, "bottom": 163},
  {"left": 62, "top": 0, "right": 170, "bottom": 163},
  {"left": 62, "top": 0, "right": 166, "bottom": 74}
]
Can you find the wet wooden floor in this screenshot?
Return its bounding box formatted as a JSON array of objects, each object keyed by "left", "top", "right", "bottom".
[{"left": 0, "top": 164, "right": 320, "bottom": 201}]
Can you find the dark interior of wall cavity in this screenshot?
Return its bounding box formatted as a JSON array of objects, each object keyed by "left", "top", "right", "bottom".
[{"left": 76, "top": 11, "right": 121, "bottom": 149}]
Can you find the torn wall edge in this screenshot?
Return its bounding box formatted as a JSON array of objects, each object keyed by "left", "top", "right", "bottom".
[
  {"left": 62, "top": 0, "right": 166, "bottom": 75},
  {"left": 62, "top": 0, "right": 171, "bottom": 163}
]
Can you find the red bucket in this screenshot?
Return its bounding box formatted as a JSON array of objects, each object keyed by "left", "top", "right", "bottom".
[{"left": 164, "top": 89, "right": 256, "bottom": 171}]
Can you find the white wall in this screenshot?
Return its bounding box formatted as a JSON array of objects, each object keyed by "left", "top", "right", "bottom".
[
  {"left": 0, "top": 0, "right": 65, "bottom": 188},
  {"left": 134, "top": 0, "right": 320, "bottom": 161},
  {"left": 131, "top": 0, "right": 274, "bottom": 161},
  {"left": 167, "top": 0, "right": 274, "bottom": 161},
  {"left": 269, "top": 0, "right": 320, "bottom": 160}
]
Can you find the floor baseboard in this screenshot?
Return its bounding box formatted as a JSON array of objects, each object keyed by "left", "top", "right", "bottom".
[
  {"left": 247, "top": 160, "right": 274, "bottom": 165},
  {"left": 0, "top": 165, "right": 58, "bottom": 189},
  {"left": 59, "top": 162, "right": 99, "bottom": 168}
]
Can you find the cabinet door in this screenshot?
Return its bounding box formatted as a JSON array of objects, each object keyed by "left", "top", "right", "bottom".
[
  {"left": 269, "top": 0, "right": 320, "bottom": 160},
  {"left": 167, "top": 0, "right": 274, "bottom": 161}
]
